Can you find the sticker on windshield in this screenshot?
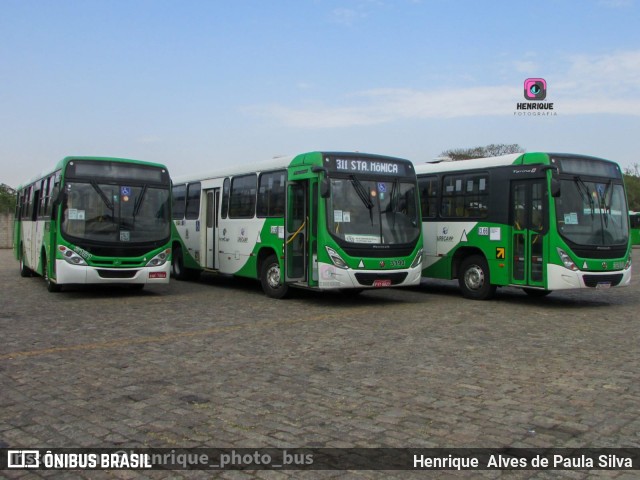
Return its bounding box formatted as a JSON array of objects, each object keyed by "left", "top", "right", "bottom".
[
  {"left": 564, "top": 213, "right": 579, "bottom": 225},
  {"left": 342, "top": 211, "right": 351, "bottom": 222},
  {"left": 120, "top": 231, "right": 130, "bottom": 242},
  {"left": 334, "top": 210, "right": 343, "bottom": 222},
  {"left": 121, "top": 186, "right": 131, "bottom": 196},
  {"left": 378, "top": 183, "right": 386, "bottom": 193}
]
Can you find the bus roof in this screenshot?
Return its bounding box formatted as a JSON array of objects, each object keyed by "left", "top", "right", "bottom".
[
  {"left": 16, "top": 156, "right": 169, "bottom": 190},
  {"left": 172, "top": 151, "right": 412, "bottom": 184},
  {"left": 414, "top": 152, "right": 619, "bottom": 175}
]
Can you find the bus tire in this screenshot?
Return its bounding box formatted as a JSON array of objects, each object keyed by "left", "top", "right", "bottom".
[
  {"left": 43, "top": 253, "right": 61, "bottom": 292},
  {"left": 260, "top": 254, "right": 289, "bottom": 299},
  {"left": 19, "top": 245, "right": 31, "bottom": 277},
  {"left": 523, "top": 288, "right": 551, "bottom": 297},
  {"left": 172, "top": 246, "right": 187, "bottom": 280},
  {"left": 458, "top": 255, "right": 496, "bottom": 300}
]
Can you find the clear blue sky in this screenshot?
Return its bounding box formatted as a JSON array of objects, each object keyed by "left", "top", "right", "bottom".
[{"left": 2, "top": 0, "right": 639, "bottom": 187}]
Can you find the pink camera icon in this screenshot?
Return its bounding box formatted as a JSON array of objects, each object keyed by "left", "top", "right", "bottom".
[{"left": 524, "top": 78, "right": 547, "bottom": 100}]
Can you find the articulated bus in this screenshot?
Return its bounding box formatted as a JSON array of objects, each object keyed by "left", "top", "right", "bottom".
[
  {"left": 14, "top": 157, "right": 172, "bottom": 291},
  {"left": 630, "top": 212, "right": 640, "bottom": 246},
  {"left": 171, "top": 151, "right": 423, "bottom": 298},
  {"left": 415, "top": 152, "right": 632, "bottom": 299}
]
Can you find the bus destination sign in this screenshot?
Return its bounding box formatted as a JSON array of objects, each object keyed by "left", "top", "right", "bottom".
[{"left": 328, "top": 157, "right": 409, "bottom": 176}]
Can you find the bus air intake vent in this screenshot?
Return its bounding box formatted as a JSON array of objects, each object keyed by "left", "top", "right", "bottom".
[
  {"left": 583, "top": 274, "right": 623, "bottom": 288},
  {"left": 97, "top": 269, "right": 138, "bottom": 279},
  {"left": 354, "top": 272, "right": 407, "bottom": 286}
]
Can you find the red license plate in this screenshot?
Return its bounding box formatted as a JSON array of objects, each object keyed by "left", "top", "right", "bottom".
[
  {"left": 149, "top": 272, "right": 167, "bottom": 279},
  {"left": 373, "top": 279, "right": 392, "bottom": 287}
]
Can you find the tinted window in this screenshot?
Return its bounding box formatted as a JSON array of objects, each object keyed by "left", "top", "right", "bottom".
[
  {"left": 257, "top": 170, "right": 286, "bottom": 217},
  {"left": 229, "top": 174, "right": 257, "bottom": 218}
]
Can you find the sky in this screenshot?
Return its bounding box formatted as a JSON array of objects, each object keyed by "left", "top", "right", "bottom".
[{"left": 1, "top": 0, "right": 640, "bottom": 187}]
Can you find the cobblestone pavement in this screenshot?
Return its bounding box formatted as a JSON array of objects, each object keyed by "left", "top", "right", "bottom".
[{"left": 1, "top": 248, "right": 639, "bottom": 479}]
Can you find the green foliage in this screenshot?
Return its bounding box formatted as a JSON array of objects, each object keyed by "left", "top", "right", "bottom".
[
  {"left": 439, "top": 144, "right": 525, "bottom": 161},
  {"left": 624, "top": 163, "right": 640, "bottom": 211},
  {"left": 0, "top": 184, "right": 16, "bottom": 213}
]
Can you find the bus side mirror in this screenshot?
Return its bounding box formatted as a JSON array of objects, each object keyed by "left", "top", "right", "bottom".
[
  {"left": 551, "top": 177, "right": 561, "bottom": 197},
  {"left": 320, "top": 178, "right": 331, "bottom": 198},
  {"left": 311, "top": 166, "right": 331, "bottom": 198}
]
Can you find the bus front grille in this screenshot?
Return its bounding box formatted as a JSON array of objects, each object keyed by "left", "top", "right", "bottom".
[
  {"left": 97, "top": 269, "right": 138, "bottom": 279},
  {"left": 354, "top": 272, "right": 408, "bottom": 286},
  {"left": 583, "top": 274, "right": 623, "bottom": 287}
]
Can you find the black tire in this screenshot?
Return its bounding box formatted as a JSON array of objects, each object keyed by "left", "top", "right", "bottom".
[
  {"left": 458, "top": 255, "right": 496, "bottom": 300},
  {"left": 43, "top": 253, "right": 61, "bottom": 292},
  {"left": 171, "top": 246, "right": 200, "bottom": 281},
  {"left": 19, "top": 245, "right": 32, "bottom": 278},
  {"left": 523, "top": 288, "right": 552, "bottom": 298},
  {"left": 260, "top": 254, "right": 289, "bottom": 299},
  {"left": 171, "top": 246, "right": 187, "bottom": 280}
]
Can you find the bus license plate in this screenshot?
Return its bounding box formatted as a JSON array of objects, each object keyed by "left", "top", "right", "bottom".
[
  {"left": 596, "top": 282, "right": 611, "bottom": 289},
  {"left": 373, "top": 279, "right": 392, "bottom": 287}
]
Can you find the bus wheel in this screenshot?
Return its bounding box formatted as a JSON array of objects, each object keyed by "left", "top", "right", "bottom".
[
  {"left": 260, "top": 254, "right": 289, "bottom": 299},
  {"left": 43, "top": 254, "right": 60, "bottom": 292},
  {"left": 459, "top": 255, "right": 496, "bottom": 300},
  {"left": 523, "top": 288, "right": 551, "bottom": 297},
  {"left": 172, "top": 246, "right": 187, "bottom": 280},
  {"left": 19, "top": 246, "right": 32, "bottom": 277}
]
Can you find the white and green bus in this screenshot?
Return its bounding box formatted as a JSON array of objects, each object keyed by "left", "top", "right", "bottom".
[
  {"left": 14, "top": 156, "right": 172, "bottom": 291},
  {"left": 170, "top": 151, "right": 424, "bottom": 298},
  {"left": 415, "top": 152, "right": 632, "bottom": 299}
]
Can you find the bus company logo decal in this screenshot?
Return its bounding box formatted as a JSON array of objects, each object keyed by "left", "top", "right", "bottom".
[
  {"left": 237, "top": 227, "right": 249, "bottom": 243},
  {"left": 437, "top": 226, "right": 454, "bottom": 242},
  {"left": 514, "top": 78, "right": 558, "bottom": 116},
  {"left": 512, "top": 167, "right": 538, "bottom": 174}
]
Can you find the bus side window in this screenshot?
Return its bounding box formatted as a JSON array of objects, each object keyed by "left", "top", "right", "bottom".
[
  {"left": 418, "top": 176, "right": 438, "bottom": 219},
  {"left": 185, "top": 182, "right": 201, "bottom": 220},
  {"left": 172, "top": 184, "right": 186, "bottom": 220},
  {"left": 221, "top": 178, "right": 230, "bottom": 219}
]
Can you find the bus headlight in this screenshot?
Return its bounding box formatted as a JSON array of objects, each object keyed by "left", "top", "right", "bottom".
[
  {"left": 325, "top": 246, "right": 348, "bottom": 269},
  {"left": 146, "top": 248, "right": 171, "bottom": 267},
  {"left": 58, "top": 246, "right": 87, "bottom": 266},
  {"left": 411, "top": 249, "right": 423, "bottom": 269},
  {"left": 557, "top": 248, "right": 578, "bottom": 271},
  {"left": 625, "top": 254, "right": 631, "bottom": 270}
]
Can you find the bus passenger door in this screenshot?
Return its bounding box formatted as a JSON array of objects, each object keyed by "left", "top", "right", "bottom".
[
  {"left": 285, "top": 182, "right": 307, "bottom": 283},
  {"left": 510, "top": 179, "right": 547, "bottom": 288},
  {"left": 205, "top": 189, "right": 219, "bottom": 270}
]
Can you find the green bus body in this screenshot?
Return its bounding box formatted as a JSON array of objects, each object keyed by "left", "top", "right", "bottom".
[
  {"left": 14, "top": 157, "right": 172, "bottom": 291},
  {"left": 630, "top": 212, "right": 640, "bottom": 246},
  {"left": 171, "top": 151, "right": 424, "bottom": 298},
  {"left": 415, "top": 152, "right": 632, "bottom": 299}
]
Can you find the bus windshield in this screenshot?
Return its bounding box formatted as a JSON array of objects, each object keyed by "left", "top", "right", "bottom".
[
  {"left": 556, "top": 178, "right": 628, "bottom": 246},
  {"left": 62, "top": 182, "right": 170, "bottom": 244},
  {"left": 328, "top": 176, "right": 420, "bottom": 245}
]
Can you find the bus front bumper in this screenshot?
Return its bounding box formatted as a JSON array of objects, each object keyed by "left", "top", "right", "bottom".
[
  {"left": 317, "top": 262, "right": 422, "bottom": 289},
  {"left": 546, "top": 264, "right": 632, "bottom": 290},
  {"left": 54, "top": 259, "right": 171, "bottom": 285}
]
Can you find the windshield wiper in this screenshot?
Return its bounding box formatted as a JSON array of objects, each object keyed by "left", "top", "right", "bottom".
[
  {"left": 574, "top": 176, "right": 594, "bottom": 219},
  {"left": 601, "top": 179, "right": 613, "bottom": 228},
  {"left": 133, "top": 184, "right": 148, "bottom": 219},
  {"left": 349, "top": 175, "right": 375, "bottom": 225},
  {"left": 90, "top": 180, "right": 114, "bottom": 211}
]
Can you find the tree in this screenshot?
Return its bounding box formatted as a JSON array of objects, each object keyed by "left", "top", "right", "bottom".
[
  {"left": 624, "top": 163, "right": 640, "bottom": 211},
  {"left": 439, "top": 144, "right": 525, "bottom": 161},
  {"left": 0, "top": 184, "right": 16, "bottom": 213}
]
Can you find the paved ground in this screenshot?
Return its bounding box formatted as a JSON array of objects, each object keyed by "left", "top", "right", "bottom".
[{"left": 1, "top": 248, "right": 639, "bottom": 479}]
